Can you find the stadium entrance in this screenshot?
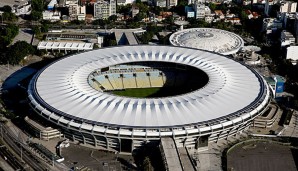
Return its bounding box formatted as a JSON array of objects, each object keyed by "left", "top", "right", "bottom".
[{"left": 88, "top": 61, "right": 209, "bottom": 98}]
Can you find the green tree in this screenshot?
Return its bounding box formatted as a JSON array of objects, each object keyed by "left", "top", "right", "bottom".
[
  {"left": 0, "top": 24, "right": 19, "bottom": 46},
  {"left": 134, "top": 12, "right": 146, "bottom": 22},
  {"left": 5, "top": 41, "right": 34, "bottom": 65},
  {"left": 31, "top": 0, "right": 44, "bottom": 12},
  {"left": 109, "top": 15, "right": 117, "bottom": 22},
  {"left": 40, "top": 24, "right": 49, "bottom": 33},
  {"left": 117, "top": 4, "right": 132, "bottom": 14},
  {"left": 1, "top": 5, "right": 12, "bottom": 13},
  {"left": 142, "top": 157, "right": 153, "bottom": 171},
  {"left": 136, "top": 3, "right": 149, "bottom": 13},
  {"left": 30, "top": 10, "right": 42, "bottom": 21},
  {"left": 32, "top": 26, "right": 41, "bottom": 35},
  {"left": 208, "top": 3, "right": 216, "bottom": 11},
  {"left": 140, "top": 31, "right": 154, "bottom": 44},
  {"left": 2, "top": 12, "right": 17, "bottom": 22}
]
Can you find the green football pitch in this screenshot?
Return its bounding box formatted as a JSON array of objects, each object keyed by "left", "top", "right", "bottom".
[{"left": 111, "top": 87, "right": 162, "bottom": 98}]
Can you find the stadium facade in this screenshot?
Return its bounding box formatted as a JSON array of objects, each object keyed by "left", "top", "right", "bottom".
[
  {"left": 28, "top": 45, "right": 271, "bottom": 152},
  {"left": 169, "top": 28, "right": 244, "bottom": 55}
]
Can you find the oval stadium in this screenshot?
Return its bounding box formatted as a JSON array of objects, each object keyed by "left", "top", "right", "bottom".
[
  {"left": 28, "top": 45, "right": 271, "bottom": 152},
  {"left": 169, "top": 28, "right": 244, "bottom": 55}
]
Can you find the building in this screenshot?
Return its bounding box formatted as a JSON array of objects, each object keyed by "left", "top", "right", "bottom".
[
  {"left": 45, "top": 33, "right": 103, "bottom": 44},
  {"left": 68, "top": 1, "right": 79, "bottom": 20},
  {"left": 77, "top": 5, "right": 86, "bottom": 20},
  {"left": 265, "top": 75, "right": 286, "bottom": 98},
  {"left": 286, "top": 46, "right": 298, "bottom": 64},
  {"left": 169, "top": 28, "right": 244, "bottom": 55},
  {"left": 185, "top": 6, "right": 195, "bottom": 18},
  {"left": 0, "top": 0, "right": 31, "bottom": 16},
  {"left": 214, "top": 10, "right": 225, "bottom": 19},
  {"left": 48, "top": 0, "right": 58, "bottom": 10},
  {"left": 280, "top": 1, "right": 297, "bottom": 13},
  {"left": 37, "top": 41, "right": 94, "bottom": 52},
  {"left": 94, "top": 0, "right": 116, "bottom": 19},
  {"left": 193, "top": 0, "right": 205, "bottom": 19},
  {"left": 281, "top": 30, "right": 295, "bottom": 47},
  {"left": 263, "top": 18, "right": 283, "bottom": 33},
  {"left": 42, "top": 11, "right": 61, "bottom": 21},
  {"left": 24, "top": 116, "right": 62, "bottom": 141},
  {"left": 154, "top": 0, "right": 177, "bottom": 8},
  {"left": 28, "top": 45, "right": 271, "bottom": 153}
]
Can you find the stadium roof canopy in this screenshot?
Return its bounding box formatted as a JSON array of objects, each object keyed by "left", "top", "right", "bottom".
[
  {"left": 37, "top": 41, "right": 94, "bottom": 51},
  {"left": 169, "top": 28, "right": 244, "bottom": 55},
  {"left": 29, "top": 45, "right": 267, "bottom": 128}
]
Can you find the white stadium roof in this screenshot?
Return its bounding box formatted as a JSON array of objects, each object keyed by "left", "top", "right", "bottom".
[
  {"left": 29, "top": 45, "right": 268, "bottom": 128},
  {"left": 169, "top": 28, "right": 244, "bottom": 55}
]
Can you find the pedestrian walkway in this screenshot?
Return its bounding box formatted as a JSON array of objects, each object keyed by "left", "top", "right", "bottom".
[{"left": 279, "top": 110, "right": 298, "bottom": 138}]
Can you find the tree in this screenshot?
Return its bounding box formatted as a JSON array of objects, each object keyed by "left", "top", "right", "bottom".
[
  {"left": 2, "top": 12, "right": 17, "bottom": 22},
  {"left": 40, "top": 24, "right": 49, "bottom": 33},
  {"left": 109, "top": 15, "right": 117, "bottom": 22},
  {"left": 0, "top": 24, "right": 19, "bottom": 46},
  {"left": 1, "top": 5, "right": 12, "bottom": 13},
  {"left": 117, "top": 4, "right": 132, "bottom": 14},
  {"left": 32, "top": 26, "right": 41, "bottom": 35},
  {"left": 4, "top": 41, "right": 34, "bottom": 65},
  {"left": 134, "top": 12, "right": 146, "bottom": 22},
  {"left": 142, "top": 157, "right": 153, "bottom": 171},
  {"left": 208, "top": 3, "right": 216, "bottom": 11},
  {"left": 140, "top": 31, "right": 154, "bottom": 44},
  {"left": 30, "top": 10, "right": 42, "bottom": 21},
  {"left": 31, "top": 0, "right": 44, "bottom": 12}
]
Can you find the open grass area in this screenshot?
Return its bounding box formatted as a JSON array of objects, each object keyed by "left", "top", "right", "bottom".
[{"left": 111, "top": 88, "right": 162, "bottom": 98}]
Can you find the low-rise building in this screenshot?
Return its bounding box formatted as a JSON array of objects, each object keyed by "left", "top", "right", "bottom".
[
  {"left": 214, "top": 10, "right": 225, "bottom": 19},
  {"left": 185, "top": 6, "right": 195, "bottom": 18},
  {"left": 286, "top": 46, "right": 298, "bottom": 64},
  {"left": 43, "top": 11, "right": 61, "bottom": 21},
  {"left": 281, "top": 30, "right": 295, "bottom": 47},
  {"left": 263, "top": 18, "right": 283, "bottom": 32},
  {"left": 0, "top": 0, "right": 31, "bottom": 16},
  {"left": 37, "top": 41, "right": 94, "bottom": 53},
  {"left": 48, "top": 0, "right": 58, "bottom": 10}
]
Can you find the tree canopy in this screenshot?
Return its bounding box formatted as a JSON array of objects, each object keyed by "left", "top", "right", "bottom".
[
  {"left": 0, "top": 24, "right": 19, "bottom": 49},
  {"left": 1, "top": 5, "right": 12, "bottom": 13},
  {"left": 4, "top": 41, "right": 34, "bottom": 65}
]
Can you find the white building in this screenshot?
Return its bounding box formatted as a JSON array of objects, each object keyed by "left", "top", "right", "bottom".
[
  {"left": 77, "top": 5, "right": 86, "bottom": 21},
  {"left": 37, "top": 41, "right": 94, "bottom": 52},
  {"left": 0, "top": 0, "right": 31, "bottom": 16},
  {"left": 281, "top": 30, "right": 295, "bottom": 47},
  {"left": 286, "top": 46, "right": 298, "bottom": 64},
  {"left": 94, "top": 0, "right": 116, "bottom": 20},
  {"left": 280, "top": 1, "right": 297, "bottom": 13},
  {"left": 42, "top": 11, "right": 61, "bottom": 21},
  {"left": 193, "top": 0, "right": 205, "bottom": 19}
]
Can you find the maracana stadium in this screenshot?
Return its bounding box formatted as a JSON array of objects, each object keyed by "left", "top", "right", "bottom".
[{"left": 28, "top": 45, "right": 271, "bottom": 152}]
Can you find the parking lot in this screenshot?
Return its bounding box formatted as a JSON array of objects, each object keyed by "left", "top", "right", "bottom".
[{"left": 61, "top": 144, "right": 135, "bottom": 171}]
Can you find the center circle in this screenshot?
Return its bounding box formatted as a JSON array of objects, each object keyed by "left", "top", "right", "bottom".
[{"left": 88, "top": 61, "right": 209, "bottom": 98}]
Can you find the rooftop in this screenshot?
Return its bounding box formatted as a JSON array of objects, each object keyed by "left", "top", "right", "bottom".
[{"left": 169, "top": 28, "right": 244, "bottom": 55}]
